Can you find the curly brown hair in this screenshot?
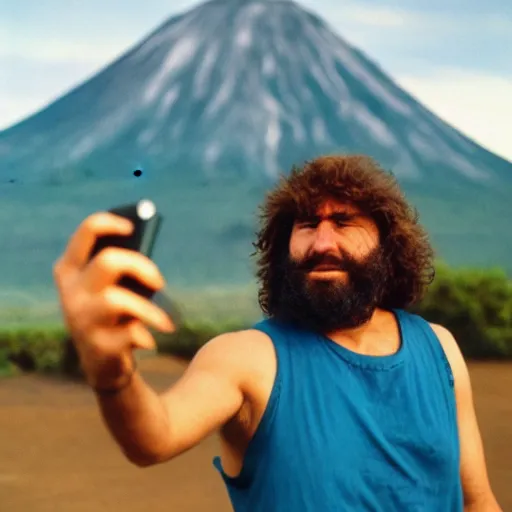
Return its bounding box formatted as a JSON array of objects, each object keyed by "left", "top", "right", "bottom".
[{"left": 253, "top": 154, "right": 435, "bottom": 315}]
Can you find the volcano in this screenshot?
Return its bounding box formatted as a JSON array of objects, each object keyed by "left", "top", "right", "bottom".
[
  {"left": 0, "top": 0, "right": 511, "bottom": 311},
  {"left": 0, "top": 0, "right": 510, "bottom": 187}
]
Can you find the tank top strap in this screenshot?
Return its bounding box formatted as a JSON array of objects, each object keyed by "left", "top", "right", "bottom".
[
  {"left": 397, "top": 309, "right": 456, "bottom": 407},
  {"left": 212, "top": 318, "right": 288, "bottom": 488}
]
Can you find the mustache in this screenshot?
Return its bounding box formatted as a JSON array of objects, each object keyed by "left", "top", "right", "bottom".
[{"left": 295, "top": 253, "right": 353, "bottom": 272}]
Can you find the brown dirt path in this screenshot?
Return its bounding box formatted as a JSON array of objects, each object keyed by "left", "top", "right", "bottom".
[{"left": 1, "top": 357, "right": 510, "bottom": 511}]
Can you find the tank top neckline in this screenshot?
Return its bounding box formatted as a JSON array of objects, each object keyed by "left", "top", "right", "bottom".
[{"left": 313, "top": 308, "right": 407, "bottom": 370}]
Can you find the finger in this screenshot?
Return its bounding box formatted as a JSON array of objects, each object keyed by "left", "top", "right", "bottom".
[
  {"left": 82, "top": 247, "right": 166, "bottom": 294},
  {"left": 58, "top": 212, "right": 134, "bottom": 270},
  {"left": 90, "top": 285, "right": 175, "bottom": 332},
  {"left": 125, "top": 319, "right": 158, "bottom": 350},
  {"left": 153, "top": 289, "right": 183, "bottom": 331},
  {"left": 92, "top": 319, "right": 158, "bottom": 352}
]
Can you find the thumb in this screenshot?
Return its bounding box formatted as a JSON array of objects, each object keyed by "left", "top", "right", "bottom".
[{"left": 123, "top": 319, "right": 157, "bottom": 351}]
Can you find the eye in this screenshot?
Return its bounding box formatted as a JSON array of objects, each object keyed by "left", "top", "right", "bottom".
[
  {"left": 331, "top": 214, "right": 355, "bottom": 228},
  {"left": 299, "top": 221, "right": 317, "bottom": 230}
]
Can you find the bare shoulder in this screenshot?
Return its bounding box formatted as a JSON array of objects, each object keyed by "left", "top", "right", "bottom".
[
  {"left": 429, "top": 326, "right": 501, "bottom": 508},
  {"left": 156, "top": 328, "right": 277, "bottom": 461},
  {"left": 429, "top": 322, "right": 469, "bottom": 385},
  {"left": 188, "top": 327, "right": 277, "bottom": 391},
  {"left": 429, "top": 323, "right": 462, "bottom": 356},
  {"left": 194, "top": 328, "right": 275, "bottom": 363}
]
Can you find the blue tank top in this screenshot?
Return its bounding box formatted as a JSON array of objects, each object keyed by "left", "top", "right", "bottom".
[{"left": 213, "top": 309, "right": 464, "bottom": 511}]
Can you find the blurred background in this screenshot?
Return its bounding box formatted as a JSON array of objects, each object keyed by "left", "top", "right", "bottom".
[{"left": 1, "top": 0, "right": 511, "bottom": 510}]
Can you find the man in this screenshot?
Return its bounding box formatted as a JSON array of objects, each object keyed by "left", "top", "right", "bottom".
[{"left": 53, "top": 155, "right": 501, "bottom": 511}]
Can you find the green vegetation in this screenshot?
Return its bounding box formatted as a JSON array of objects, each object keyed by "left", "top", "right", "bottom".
[
  {"left": 410, "top": 263, "right": 512, "bottom": 359},
  {"left": 1, "top": 263, "right": 511, "bottom": 378},
  {"left": 154, "top": 319, "right": 248, "bottom": 361},
  {"left": 0, "top": 324, "right": 68, "bottom": 377}
]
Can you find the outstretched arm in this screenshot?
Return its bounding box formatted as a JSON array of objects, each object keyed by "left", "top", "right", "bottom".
[{"left": 96, "top": 330, "right": 259, "bottom": 466}]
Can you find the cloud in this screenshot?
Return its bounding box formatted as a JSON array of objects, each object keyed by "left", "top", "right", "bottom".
[
  {"left": 0, "top": 37, "right": 127, "bottom": 65},
  {"left": 0, "top": 34, "right": 129, "bottom": 130},
  {"left": 0, "top": 42, "right": 124, "bottom": 130},
  {"left": 0, "top": 96, "right": 35, "bottom": 130},
  {"left": 323, "top": 3, "right": 512, "bottom": 33},
  {"left": 396, "top": 70, "right": 512, "bottom": 162},
  {"left": 332, "top": 5, "right": 412, "bottom": 27},
  {"left": 1, "top": 2, "right": 511, "bottom": 164},
  {"left": 310, "top": 3, "right": 512, "bottom": 78}
]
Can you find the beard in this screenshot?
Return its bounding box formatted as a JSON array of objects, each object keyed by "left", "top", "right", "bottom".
[{"left": 273, "top": 245, "right": 390, "bottom": 333}]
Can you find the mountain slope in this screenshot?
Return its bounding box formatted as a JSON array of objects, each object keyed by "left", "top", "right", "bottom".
[
  {"left": 1, "top": 0, "right": 510, "bottom": 188},
  {"left": 0, "top": 0, "right": 511, "bottom": 318}
]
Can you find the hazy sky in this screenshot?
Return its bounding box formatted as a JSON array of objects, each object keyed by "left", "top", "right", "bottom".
[{"left": 1, "top": 0, "right": 511, "bottom": 160}]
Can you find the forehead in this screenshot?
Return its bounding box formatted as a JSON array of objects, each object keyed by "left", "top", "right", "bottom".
[
  {"left": 316, "top": 200, "right": 361, "bottom": 216},
  {"left": 296, "top": 199, "right": 363, "bottom": 219}
]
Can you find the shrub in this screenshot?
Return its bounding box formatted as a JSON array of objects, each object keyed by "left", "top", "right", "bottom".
[
  {"left": 0, "top": 324, "right": 69, "bottom": 376},
  {"left": 411, "top": 263, "right": 512, "bottom": 359},
  {"left": 1, "top": 262, "right": 511, "bottom": 380},
  {"left": 154, "top": 320, "right": 249, "bottom": 360}
]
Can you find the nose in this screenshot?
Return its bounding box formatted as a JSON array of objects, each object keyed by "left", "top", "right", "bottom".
[{"left": 312, "top": 221, "right": 338, "bottom": 253}]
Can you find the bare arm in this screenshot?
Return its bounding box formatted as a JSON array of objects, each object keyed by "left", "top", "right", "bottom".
[
  {"left": 52, "top": 211, "right": 265, "bottom": 468},
  {"left": 95, "top": 330, "right": 260, "bottom": 466},
  {"left": 94, "top": 369, "right": 176, "bottom": 467},
  {"left": 431, "top": 324, "right": 503, "bottom": 511}
]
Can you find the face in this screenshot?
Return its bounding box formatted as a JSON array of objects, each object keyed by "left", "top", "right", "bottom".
[{"left": 275, "top": 200, "right": 390, "bottom": 332}]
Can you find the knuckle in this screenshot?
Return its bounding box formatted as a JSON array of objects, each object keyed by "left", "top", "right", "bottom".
[
  {"left": 82, "top": 212, "right": 102, "bottom": 233},
  {"left": 101, "top": 286, "right": 120, "bottom": 307},
  {"left": 89, "top": 327, "right": 109, "bottom": 348},
  {"left": 143, "top": 258, "right": 164, "bottom": 281},
  {"left": 148, "top": 267, "right": 164, "bottom": 285},
  {"left": 127, "top": 320, "right": 142, "bottom": 339},
  {"left": 82, "top": 211, "right": 112, "bottom": 238},
  {"left": 67, "top": 295, "right": 91, "bottom": 328},
  {"left": 96, "top": 247, "right": 121, "bottom": 272},
  {"left": 84, "top": 331, "right": 113, "bottom": 360}
]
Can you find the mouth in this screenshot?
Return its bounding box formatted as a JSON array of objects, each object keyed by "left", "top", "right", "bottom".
[
  {"left": 308, "top": 268, "right": 346, "bottom": 280},
  {"left": 309, "top": 265, "right": 343, "bottom": 272}
]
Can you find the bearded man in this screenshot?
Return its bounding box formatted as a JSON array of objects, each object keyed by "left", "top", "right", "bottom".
[{"left": 53, "top": 155, "right": 501, "bottom": 511}]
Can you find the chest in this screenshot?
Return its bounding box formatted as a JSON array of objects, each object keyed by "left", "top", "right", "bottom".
[{"left": 270, "top": 364, "right": 460, "bottom": 496}]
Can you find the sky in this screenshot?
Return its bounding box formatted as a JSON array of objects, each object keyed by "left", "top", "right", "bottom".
[{"left": 1, "top": 0, "right": 511, "bottom": 161}]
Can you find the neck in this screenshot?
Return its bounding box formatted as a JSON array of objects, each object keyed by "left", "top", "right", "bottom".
[{"left": 324, "top": 308, "right": 398, "bottom": 355}]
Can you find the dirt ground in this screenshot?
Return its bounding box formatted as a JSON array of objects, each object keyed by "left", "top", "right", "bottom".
[{"left": 1, "top": 356, "right": 511, "bottom": 511}]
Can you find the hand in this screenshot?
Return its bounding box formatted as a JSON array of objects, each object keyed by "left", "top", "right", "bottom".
[{"left": 53, "top": 211, "right": 175, "bottom": 389}]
